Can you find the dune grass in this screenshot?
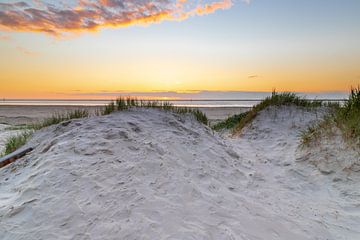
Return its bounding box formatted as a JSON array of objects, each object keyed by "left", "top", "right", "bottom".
[
  {"left": 2, "top": 101, "right": 207, "bottom": 156},
  {"left": 101, "top": 101, "right": 116, "bottom": 115},
  {"left": 31, "top": 109, "right": 90, "bottom": 130},
  {"left": 4, "top": 125, "right": 33, "bottom": 131},
  {"left": 212, "top": 91, "right": 322, "bottom": 133},
  {"left": 229, "top": 91, "right": 322, "bottom": 134},
  {"left": 2, "top": 131, "right": 33, "bottom": 156},
  {"left": 300, "top": 114, "right": 336, "bottom": 146},
  {"left": 102, "top": 97, "right": 208, "bottom": 125},
  {"left": 1, "top": 109, "right": 90, "bottom": 156},
  {"left": 301, "top": 87, "right": 360, "bottom": 146},
  {"left": 338, "top": 87, "right": 360, "bottom": 140},
  {"left": 187, "top": 109, "right": 209, "bottom": 126},
  {"left": 212, "top": 112, "right": 249, "bottom": 131}
]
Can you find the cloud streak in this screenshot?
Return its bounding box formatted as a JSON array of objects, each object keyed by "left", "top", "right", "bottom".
[
  {"left": 57, "top": 90, "right": 349, "bottom": 101},
  {"left": 0, "top": 33, "right": 11, "bottom": 41},
  {"left": 0, "top": 0, "right": 236, "bottom": 36},
  {"left": 248, "top": 75, "right": 260, "bottom": 79},
  {"left": 16, "top": 46, "right": 37, "bottom": 55}
]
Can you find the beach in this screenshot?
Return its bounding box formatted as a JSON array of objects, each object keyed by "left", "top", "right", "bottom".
[
  {"left": 1, "top": 0, "right": 359, "bottom": 238},
  {"left": 0, "top": 105, "right": 250, "bottom": 125},
  {"left": 0, "top": 104, "right": 359, "bottom": 239}
]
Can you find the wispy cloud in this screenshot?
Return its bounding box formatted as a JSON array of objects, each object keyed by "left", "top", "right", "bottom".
[
  {"left": 1, "top": 32, "right": 37, "bottom": 55},
  {"left": 0, "top": 33, "right": 11, "bottom": 41},
  {"left": 0, "top": 0, "right": 241, "bottom": 36},
  {"left": 57, "top": 90, "right": 349, "bottom": 100},
  {"left": 16, "top": 46, "right": 37, "bottom": 55}
]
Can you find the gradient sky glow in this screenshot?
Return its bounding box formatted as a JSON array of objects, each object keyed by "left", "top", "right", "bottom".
[{"left": 0, "top": 0, "right": 359, "bottom": 99}]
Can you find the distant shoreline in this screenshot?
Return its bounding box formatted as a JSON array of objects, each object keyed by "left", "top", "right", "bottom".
[
  {"left": 0, "top": 105, "right": 251, "bottom": 125},
  {"left": 0, "top": 98, "right": 347, "bottom": 108}
]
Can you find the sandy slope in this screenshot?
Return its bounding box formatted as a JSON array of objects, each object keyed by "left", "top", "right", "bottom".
[
  {"left": 229, "top": 106, "right": 360, "bottom": 239},
  {"left": 0, "top": 107, "right": 359, "bottom": 239}
]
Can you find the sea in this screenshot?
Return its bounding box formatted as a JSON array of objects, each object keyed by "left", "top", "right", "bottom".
[{"left": 0, "top": 92, "right": 349, "bottom": 108}]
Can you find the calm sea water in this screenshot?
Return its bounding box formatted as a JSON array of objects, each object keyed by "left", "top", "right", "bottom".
[
  {"left": 0, "top": 92, "right": 348, "bottom": 108},
  {"left": 0, "top": 99, "right": 265, "bottom": 107}
]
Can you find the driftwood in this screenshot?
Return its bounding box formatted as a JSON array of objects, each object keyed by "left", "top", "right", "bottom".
[{"left": 0, "top": 147, "right": 33, "bottom": 168}]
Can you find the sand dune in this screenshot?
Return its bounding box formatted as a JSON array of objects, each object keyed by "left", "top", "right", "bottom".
[{"left": 0, "top": 107, "right": 359, "bottom": 239}]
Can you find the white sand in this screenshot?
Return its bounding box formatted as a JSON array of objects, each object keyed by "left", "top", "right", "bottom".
[{"left": 0, "top": 107, "right": 359, "bottom": 239}]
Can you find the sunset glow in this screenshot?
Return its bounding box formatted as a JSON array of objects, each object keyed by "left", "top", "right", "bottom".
[{"left": 1, "top": 0, "right": 359, "bottom": 99}]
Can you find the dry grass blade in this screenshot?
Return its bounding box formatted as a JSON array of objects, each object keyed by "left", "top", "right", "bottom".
[
  {"left": 2, "top": 131, "right": 33, "bottom": 156},
  {"left": 232, "top": 91, "right": 323, "bottom": 134},
  {"left": 101, "top": 97, "right": 208, "bottom": 125},
  {"left": 301, "top": 87, "right": 360, "bottom": 146}
]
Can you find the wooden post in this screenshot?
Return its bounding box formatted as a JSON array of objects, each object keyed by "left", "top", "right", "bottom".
[{"left": 0, "top": 147, "right": 33, "bottom": 168}]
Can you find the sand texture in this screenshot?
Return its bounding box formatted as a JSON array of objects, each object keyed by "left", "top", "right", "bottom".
[{"left": 0, "top": 107, "right": 359, "bottom": 239}]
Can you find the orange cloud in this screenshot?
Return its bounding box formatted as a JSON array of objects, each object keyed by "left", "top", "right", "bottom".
[
  {"left": 0, "top": 0, "right": 236, "bottom": 36},
  {"left": 195, "top": 0, "right": 232, "bottom": 16}
]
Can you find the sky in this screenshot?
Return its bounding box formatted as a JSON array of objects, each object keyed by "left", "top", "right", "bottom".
[{"left": 0, "top": 0, "right": 359, "bottom": 99}]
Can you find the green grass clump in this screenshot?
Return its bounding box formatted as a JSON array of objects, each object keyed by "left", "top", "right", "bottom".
[
  {"left": 4, "top": 125, "right": 33, "bottom": 131},
  {"left": 300, "top": 125, "right": 317, "bottom": 146},
  {"left": 232, "top": 91, "right": 322, "bottom": 134},
  {"left": 3, "top": 131, "right": 33, "bottom": 156},
  {"left": 212, "top": 112, "right": 249, "bottom": 131},
  {"left": 2, "top": 101, "right": 206, "bottom": 156},
  {"left": 184, "top": 109, "right": 208, "bottom": 125},
  {"left": 102, "top": 97, "right": 208, "bottom": 125},
  {"left": 300, "top": 114, "right": 335, "bottom": 146},
  {"left": 116, "top": 97, "right": 128, "bottom": 110},
  {"left": 2, "top": 109, "right": 90, "bottom": 156},
  {"left": 102, "top": 102, "right": 116, "bottom": 115},
  {"left": 32, "top": 109, "right": 89, "bottom": 130},
  {"left": 336, "top": 87, "right": 360, "bottom": 142},
  {"left": 301, "top": 87, "right": 360, "bottom": 146}
]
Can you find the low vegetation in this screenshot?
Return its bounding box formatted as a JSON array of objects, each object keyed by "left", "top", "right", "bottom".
[
  {"left": 2, "top": 98, "right": 208, "bottom": 156},
  {"left": 230, "top": 91, "right": 323, "bottom": 134},
  {"left": 213, "top": 91, "right": 342, "bottom": 134},
  {"left": 300, "top": 114, "right": 336, "bottom": 146},
  {"left": 31, "top": 109, "right": 90, "bottom": 130},
  {"left": 4, "top": 125, "right": 33, "bottom": 131},
  {"left": 102, "top": 97, "right": 208, "bottom": 125},
  {"left": 2, "top": 131, "right": 33, "bottom": 156},
  {"left": 212, "top": 112, "right": 249, "bottom": 131},
  {"left": 1, "top": 109, "right": 90, "bottom": 157},
  {"left": 301, "top": 87, "right": 360, "bottom": 146},
  {"left": 101, "top": 101, "right": 116, "bottom": 115},
  {"left": 338, "top": 87, "right": 360, "bottom": 141}
]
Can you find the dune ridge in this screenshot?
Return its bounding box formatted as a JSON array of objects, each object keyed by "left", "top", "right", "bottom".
[{"left": 0, "top": 107, "right": 359, "bottom": 239}]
